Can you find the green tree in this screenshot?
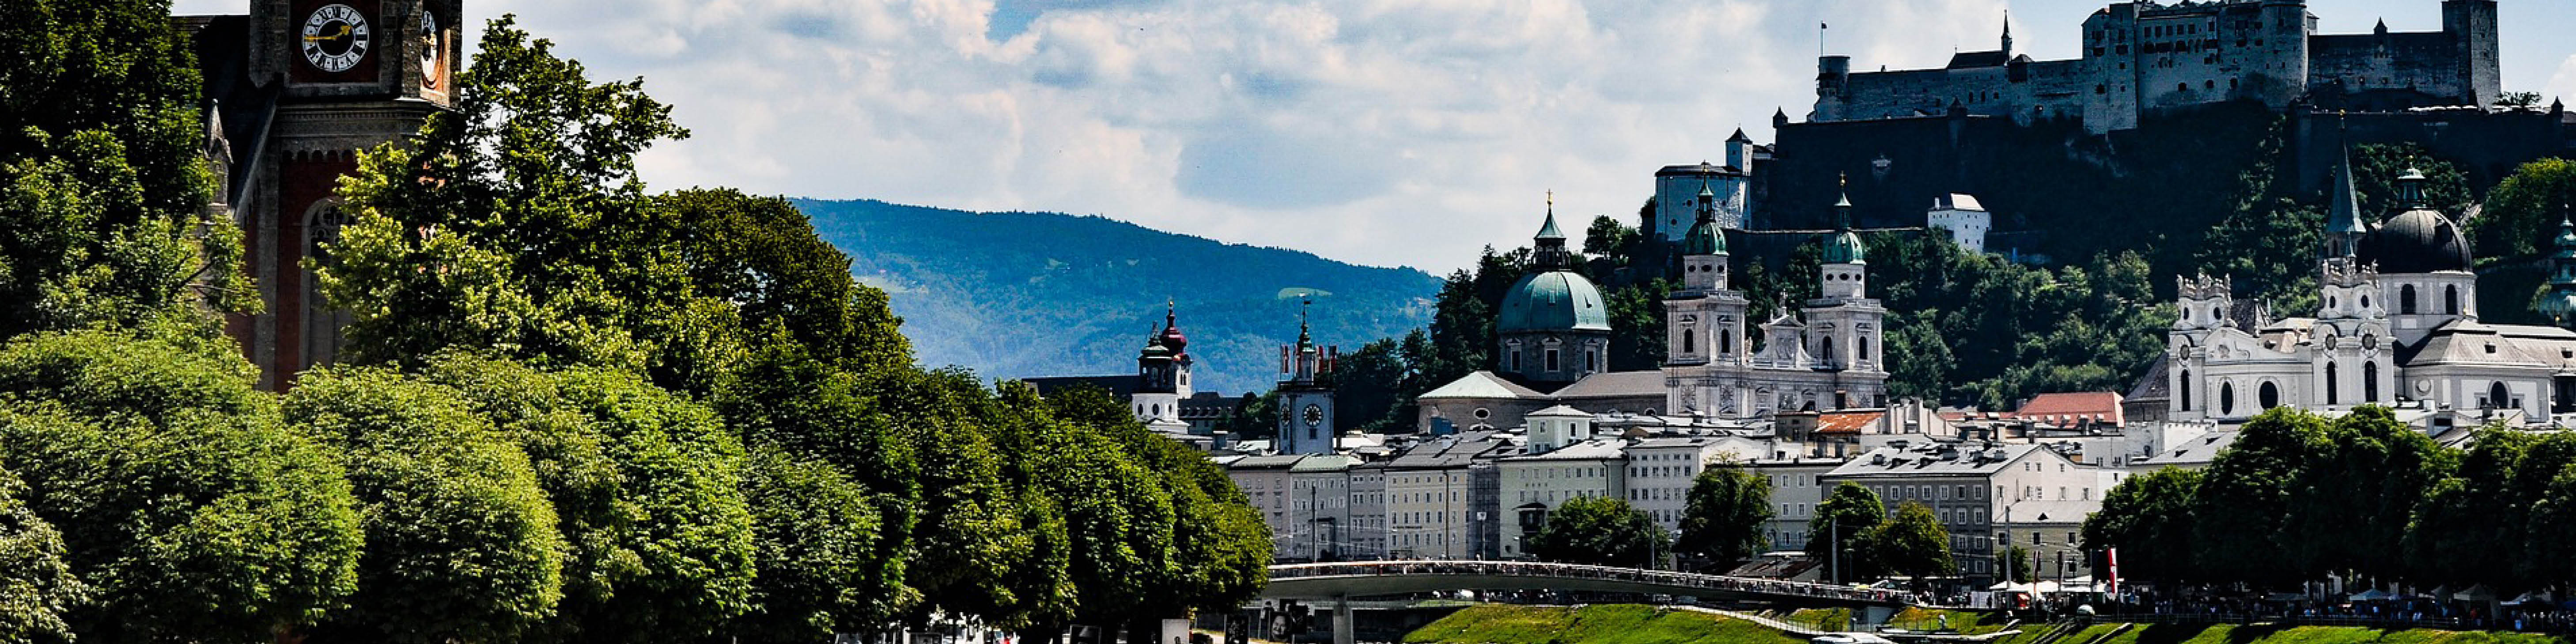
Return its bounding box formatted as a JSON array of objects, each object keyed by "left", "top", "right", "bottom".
[
  {"left": 993, "top": 384, "right": 1178, "bottom": 634},
  {"left": 1604, "top": 280, "right": 1672, "bottom": 372},
  {"left": 1582, "top": 214, "right": 1641, "bottom": 269},
  {"left": 2080, "top": 467, "right": 2202, "bottom": 583},
  {"left": 2190, "top": 407, "right": 2331, "bottom": 589},
  {"left": 1330, "top": 338, "right": 1411, "bottom": 432},
  {"left": 0, "top": 0, "right": 258, "bottom": 338},
  {"left": 0, "top": 329, "right": 362, "bottom": 642},
  {"left": 2497, "top": 91, "right": 2543, "bottom": 108},
  {"left": 0, "top": 465, "right": 83, "bottom": 644},
  {"left": 1999, "top": 545, "right": 2034, "bottom": 584},
  {"left": 731, "top": 447, "right": 895, "bottom": 642},
  {"left": 2468, "top": 158, "right": 2576, "bottom": 264},
  {"left": 1526, "top": 496, "right": 1671, "bottom": 568},
  {"left": 2281, "top": 405, "right": 2454, "bottom": 584},
  {"left": 284, "top": 368, "right": 566, "bottom": 644},
  {"left": 1806, "top": 482, "right": 1886, "bottom": 582},
  {"left": 423, "top": 356, "right": 759, "bottom": 643},
  {"left": 1676, "top": 460, "right": 1774, "bottom": 570},
  {"left": 658, "top": 188, "right": 912, "bottom": 374},
  {"left": 324, "top": 15, "right": 707, "bottom": 386},
  {"left": 1863, "top": 501, "right": 1956, "bottom": 584}
]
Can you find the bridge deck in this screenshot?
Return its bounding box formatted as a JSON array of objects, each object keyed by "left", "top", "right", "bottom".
[{"left": 1263, "top": 560, "right": 1918, "bottom": 606}]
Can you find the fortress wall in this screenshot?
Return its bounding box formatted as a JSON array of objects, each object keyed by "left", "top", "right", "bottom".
[
  {"left": 1835, "top": 68, "right": 2012, "bottom": 120},
  {"left": 2308, "top": 33, "right": 2473, "bottom": 105},
  {"left": 2288, "top": 109, "right": 2575, "bottom": 196}
]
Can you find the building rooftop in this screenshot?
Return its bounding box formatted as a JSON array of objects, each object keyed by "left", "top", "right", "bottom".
[
  {"left": 1418, "top": 370, "right": 1546, "bottom": 400},
  {"left": 1827, "top": 443, "right": 2042, "bottom": 477},
  {"left": 1503, "top": 438, "right": 1628, "bottom": 462}
]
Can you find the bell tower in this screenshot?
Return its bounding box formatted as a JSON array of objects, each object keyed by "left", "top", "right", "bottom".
[
  {"left": 1275, "top": 300, "right": 1339, "bottom": 455},
  {"left": 234, "top": 0, "right": 461, "bottom": 389}
]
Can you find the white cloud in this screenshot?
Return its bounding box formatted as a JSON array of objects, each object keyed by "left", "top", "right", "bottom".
[{"left": 2549, "top": 54, "right": 2576, "bottom": 106}]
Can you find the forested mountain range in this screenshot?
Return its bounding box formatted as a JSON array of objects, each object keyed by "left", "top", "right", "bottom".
[{"left": 795, "top": 199, "right": 1442, "bottom": 394}]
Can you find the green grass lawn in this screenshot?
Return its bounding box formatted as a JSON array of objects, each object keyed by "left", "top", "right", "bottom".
[
  {"left": 1887, "top": 607, "right": 2011, "bottom": 634},
  {"left": 1403, "top": 604, "right": 1805, "bottom": 644},
  {"left": 2082, "top": 623, "right": 2567, "bottom": 644},
  {"left": 1787, "top": 608, "right": 1853, "bottom": 632}
]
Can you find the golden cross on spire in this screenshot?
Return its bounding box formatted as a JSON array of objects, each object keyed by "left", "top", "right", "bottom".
[{"left": 1546, "top": 189, "right": 1554, "bottom": 211}]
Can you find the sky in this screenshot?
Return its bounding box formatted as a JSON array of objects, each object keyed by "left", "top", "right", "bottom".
[{"left": 176, "top": 0, "right": 2576, "bottom": 274}]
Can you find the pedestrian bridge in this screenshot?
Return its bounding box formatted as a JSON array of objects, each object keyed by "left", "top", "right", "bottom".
[{"left": 1262, "top": 560, "right": 1915, "bottom": 606}]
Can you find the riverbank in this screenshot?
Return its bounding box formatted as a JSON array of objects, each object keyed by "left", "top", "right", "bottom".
[{"left": 1400, "top": 605, "right": 2571, "bottom": 644}]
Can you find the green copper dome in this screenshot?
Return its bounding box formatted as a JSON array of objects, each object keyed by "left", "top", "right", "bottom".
[
  {"left": 1498, "top": 270, "right": 1611, "bottom": 333},
  {"left": 1683, "top": 219, "right": 1725, "bottom": 255},
  {"left": 1823, "top": 230, "right": 1867, "bottom": 264}
]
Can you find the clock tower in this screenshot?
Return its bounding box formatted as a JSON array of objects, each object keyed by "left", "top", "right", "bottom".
[
  {"left": 204, "top": 0, "right": 462, "bottom": 388},
  {"left": 1275, "top": 301, "right": 1339, "bottom": 455}
]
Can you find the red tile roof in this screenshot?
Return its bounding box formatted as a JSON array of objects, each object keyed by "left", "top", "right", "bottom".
[
  {"left": 2014, "top": 392, "right": 2124, "bottom": 426},
  {"left": 1815, "top": 410, "right": 1884, "bottom": 434}
]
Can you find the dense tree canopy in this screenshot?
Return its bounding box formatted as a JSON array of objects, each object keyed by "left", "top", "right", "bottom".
[
  {"left": 286, "top": 368, "right": 566, "bottom": 644},
  {"left": 1527, "top": 496, "right": 1672, "bottom": 568},
  {"left": 1807, "top": 482, "right": 1886, "bottom": 582},
  {"left": 0, "top": 466, "right": 82, "bottom": 644},
  {"left": 1676, "top": 460, "right": 1774, "bottom": 570},
  {"left": 1865, "top": 502, "right": 1956, "bottom": 584},
  {"left": 0, "top": 329, "right": 362, "bottom": 643},
  {"left": 0, "top": 0, "right": 256, "bottom": 338}
]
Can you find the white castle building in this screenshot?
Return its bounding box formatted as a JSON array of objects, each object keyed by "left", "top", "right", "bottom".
[{"left": 2165, "top": 141, "right": 2576, "bottom": 422}]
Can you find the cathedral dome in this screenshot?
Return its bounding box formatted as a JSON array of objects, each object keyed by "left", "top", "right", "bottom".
[
  {"left": 1683, "top": 219, "right": 1725, "bottom": 256},
  {"left": 1498, "top": 270, "right": 1611, "bottom": 333},
  {"left": 1823, "top": 230, "right": 1868, "bottom": 264},
  {"left": 2358, "top": 208, "right": 2472, "bottom": 273}
]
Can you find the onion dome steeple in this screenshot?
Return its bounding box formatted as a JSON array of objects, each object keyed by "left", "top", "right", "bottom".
[
  {"left": 1823, "top": 174, "right": 1867, "bottom": 265},
  {"left": 2539, "top": 212, "right": 2576, "bottom": 327},
  {"left": 1683, "top": 182, "right": 1726, "bottom": 256},
  {"left": 2358, "top": 166, "right": 2472, "bottom": 274}
]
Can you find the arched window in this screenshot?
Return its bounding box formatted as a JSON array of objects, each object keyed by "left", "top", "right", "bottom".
[
  {"left": 1819, "top": 339, "right": 1835, "bottom": 363},
  {"left": 2325, "top": 363, "right": 2339, "bottom": 405},
  {"left": 2364, "top": 361, "right": 2380, "bottom": 402},
  {"left": 2258, "top": 382, "right": 2281, "bottom": 409},
  {"left": 2490, "top": 382, "right": 2510, "bottom": 409},
  {"left": 2446, "top": 285, "right": 2460, "bottom": 315},
  {"left": 1720, "top": 330, "right": 1734, "bottom": 356},
  {"left": 1859, "top": 336, "right": 1872, "bottom": 364},
  {"left": 2402, "top": 285, "right": 2418, "bottom": 314},
  {"left": 2220, "top": 383, "right": 2236, "bottom": 415},
  {"left": 2179, "top": 370, "right": 2194, "bottom": 410},
  {"left": 1683, "top": 330, "right": 1696, "bottom": 354},
  {"left": 302, "top": 201, "right": 356, "bottom": 368}
]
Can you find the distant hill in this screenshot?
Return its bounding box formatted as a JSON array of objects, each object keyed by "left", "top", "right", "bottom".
[{"left": 794, "top": 199, "right": 1442, "bottom": 395}]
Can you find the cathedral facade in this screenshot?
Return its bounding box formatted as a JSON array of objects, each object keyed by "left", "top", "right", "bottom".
[
  {"left": 2165, "top": 144, "right": 2576, "bottom": 423},
  {"left": 181, "top": 0, "right": 462, "bottom": 389},
  {"left": 1415, "top": 186, "right": 1891, "bottom": 432},
  {"left": 1661, "top": 183, "right": 1891, "bottom": 418}
]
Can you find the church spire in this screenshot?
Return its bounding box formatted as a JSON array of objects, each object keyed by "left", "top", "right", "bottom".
[
  {"left": 1533, "top": 191, "right": 1571, "bottom": 269},
  {"left": 2326, "top": 117, "right": 2367, "bottom": 258},
  {"left": 2001, "top": 10, "right": 2013, "bottom": 55}
]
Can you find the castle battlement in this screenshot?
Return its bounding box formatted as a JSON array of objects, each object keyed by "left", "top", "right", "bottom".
[{"left": 1812, "top": 0, "right": 2498, "bottom": 134}]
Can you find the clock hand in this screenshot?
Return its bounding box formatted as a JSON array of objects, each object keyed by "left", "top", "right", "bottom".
[{"left": 301, "top": 25, "right": 354, "bottom": 42}]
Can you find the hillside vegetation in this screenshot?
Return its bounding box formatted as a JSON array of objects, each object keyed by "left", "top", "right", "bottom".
[{"left": 795, "top": 199, "right": 1440, "bottom": 394}]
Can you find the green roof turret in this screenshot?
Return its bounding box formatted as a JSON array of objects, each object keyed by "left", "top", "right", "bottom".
[
  {"left": 1823, "top": 174, "right": 1867, "bottom": 264},
  {"left": 1683, "top": 181, "right": 1726, "bottom": 256}
]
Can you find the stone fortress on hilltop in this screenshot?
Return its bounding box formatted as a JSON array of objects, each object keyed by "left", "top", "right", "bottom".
[{"left": 1814, "top": 0, "right": 2500, "bottom": 134}]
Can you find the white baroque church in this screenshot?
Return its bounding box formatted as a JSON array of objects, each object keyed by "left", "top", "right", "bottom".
[
  {"left": 2166, "top": 142, "right": 2576, "bottom": 422},
  {"left": 1414, "top": 185, "right": 1891, "bottom": 432}
]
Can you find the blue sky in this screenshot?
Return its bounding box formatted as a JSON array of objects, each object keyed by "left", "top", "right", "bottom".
[{"left": 175, "top": 0, "right": 2576, "bottom": 273}]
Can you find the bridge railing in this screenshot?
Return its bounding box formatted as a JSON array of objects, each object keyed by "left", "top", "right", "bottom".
[{"left": 1268, "top": 560, "right": 1919, "bottom": 605}]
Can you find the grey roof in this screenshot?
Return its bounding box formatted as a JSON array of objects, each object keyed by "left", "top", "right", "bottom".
[
  {"left": 2125, "top": 355, "right": 2171, "bottom": 402},
  {"left": 1997, "top": 500, "right": 2096, "bottom": 525},
  {"left": 1290, "top": 455, "right": 1362, "bottom": 472},
  {"left": 1552, "top": 371, "right": 1669, "bottom": 399},
  {"left": 2405, "top": 319, "right": 2576, "bottom": 368},
  {"left": 2137, "top": 431, "right": 2237, "bottom": 467},
  {"left": 1825, "top": 444, "right": 2043, "bottom": 478},
  {"left": 1503, "top": 438, "right": 1628, "bottom": 462},
  {"left": 1387, "top": 432, "right": 1515, "bottom": 469},
  {"left": 1230, "top": 455, "right": 1307, "bottom": 470},
  {"left": 1418, "top": 370, "right": 1547, "bottom": 401}
]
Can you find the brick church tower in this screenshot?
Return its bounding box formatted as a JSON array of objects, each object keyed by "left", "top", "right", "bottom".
[{"left": 183, "top": 0, "right": 461, "bottom": 389}]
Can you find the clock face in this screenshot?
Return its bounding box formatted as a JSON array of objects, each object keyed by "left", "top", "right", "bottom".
[
  {"left": 417, "top": 10, "right": 440, "bottom": 86},
  {"left": 301, "top": 4, "right": 372, "bottom": 73},
  {"left": 1302, "top": 404, "right": 1324, "bottom": 428}
]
